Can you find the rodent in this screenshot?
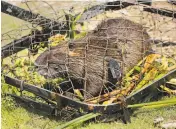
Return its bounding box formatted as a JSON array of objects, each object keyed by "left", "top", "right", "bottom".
[{"left": 35, "top": 18, "right": 151, "bottom": 99}]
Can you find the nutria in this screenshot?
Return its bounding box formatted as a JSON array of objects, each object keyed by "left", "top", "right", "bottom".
[{"left": 34, "top": 18, "right": 151, "bottom": 98}]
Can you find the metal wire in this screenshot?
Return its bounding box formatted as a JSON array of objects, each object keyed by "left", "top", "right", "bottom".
[{"left": 1, "top": 1, "right": 176, "bottom": 105}]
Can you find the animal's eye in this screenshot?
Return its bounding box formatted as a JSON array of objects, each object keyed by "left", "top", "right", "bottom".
[
  {"left": 54, "top": 67, "right": 58, "bottom": 70},
  {"left": 69, "top": 43, "right": 75, "bottom": 49}
]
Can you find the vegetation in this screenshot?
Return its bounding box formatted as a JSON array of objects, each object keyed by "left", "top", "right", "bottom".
[
  {"left": 55, "top": 97, "right": 176, "bottom": 129},
  {"left": 1, "top": 2, "right": 176, "bottom": 129},
  {"left": 2, "top": 96, "right": 61, "bottom": 129},
  {"left": 81, "top": 105, "right": 176, "bottom": 129},
  {"left": 2, "top": 95, "right": 176, "bottom": 129}
]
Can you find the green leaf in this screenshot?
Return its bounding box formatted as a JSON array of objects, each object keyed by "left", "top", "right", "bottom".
[{"left": 55, "top": 113, "right": 101, "bottom": 129}]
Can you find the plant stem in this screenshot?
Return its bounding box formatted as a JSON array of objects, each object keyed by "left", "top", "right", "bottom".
[
  {"left": 128, "top": 98, "right": 176, "bottom": 108},
  {"left": 55, "top": 113, "right": 100, "bottom": 129}
]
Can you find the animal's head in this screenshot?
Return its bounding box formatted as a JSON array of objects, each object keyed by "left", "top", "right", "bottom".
[{"left": 34, "top": 43, "right": 80, "bottom": 79}]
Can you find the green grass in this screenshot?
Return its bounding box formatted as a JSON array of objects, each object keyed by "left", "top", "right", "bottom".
[
  {"left": 2, "top": 94, "right": 176, "bottom": 129},
  {"left": 80, "top": 106, "right": 176, "bottom": 129},
  {"left": 1, "top": 13, "right": 32, "bottom": 47},
  {"left": 2, "top": 1, "right": 176, "bottom": 129},
  {"left": 1, "top": 96, "right": 61, "bottom": 129}
]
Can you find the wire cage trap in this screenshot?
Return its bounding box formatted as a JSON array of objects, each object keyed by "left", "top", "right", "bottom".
[{"left": 1, "top": 0, "right": 176, "bottom": 122}]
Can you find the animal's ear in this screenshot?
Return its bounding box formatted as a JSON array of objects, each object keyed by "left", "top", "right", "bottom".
[
  {"left": 68, "top": 51, "right": 80, "bottom": 57},
  {"left": 108, "top": 58, "right": 121, "bottom": 79}
]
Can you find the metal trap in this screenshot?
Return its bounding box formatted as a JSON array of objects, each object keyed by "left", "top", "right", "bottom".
[{"left": 1, "top": 0, "right": 176, "bottom": 123}]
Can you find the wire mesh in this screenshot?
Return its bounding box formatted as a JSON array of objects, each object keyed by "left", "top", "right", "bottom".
[{"left": 1, "top": 0, "right": 176, "bottom": 108}]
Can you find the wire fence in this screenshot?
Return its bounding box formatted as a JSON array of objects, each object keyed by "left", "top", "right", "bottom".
[{"left": 1, "top": 0, "right": 176, "bottom": 109}]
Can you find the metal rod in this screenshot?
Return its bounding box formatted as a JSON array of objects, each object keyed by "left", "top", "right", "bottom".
[
  {"left": 1, "top": 35, "right": 32, "bottom": 58},
  {"left": 78, "top": 0, "right": 152, "bottom": 22},
  {"left": 144, "top": 7, "right": 176, "bottom": 18},
  {"left": 4, "top": 69, "right": 176, "bottom": 113},
  {"left": 1, "top": 1, "right": 62, "bottom": 29},
  {"left": 3, "top": 75, "right": 122, "bottom": 114},
  {"left": 3, "top": 0, "right": 175, "bottom": 59},
  {"left": 7, "top": 93, "right": 56, "bottom": 115},
  {"left": 126, "top": 69, "right": 176, "bottom": 104}
]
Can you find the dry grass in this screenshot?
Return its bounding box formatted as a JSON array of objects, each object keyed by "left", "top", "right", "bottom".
[{"left": 1, "top": 1, "right": 176, "bottom": 129}]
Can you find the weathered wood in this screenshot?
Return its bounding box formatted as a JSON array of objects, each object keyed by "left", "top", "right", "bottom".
[{"left": 144, "top": 7, "right": 176, "bottom": 18}]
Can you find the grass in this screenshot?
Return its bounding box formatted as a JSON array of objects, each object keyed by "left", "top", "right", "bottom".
[
  {"left": 1, "top": 96, "right": 61, "bottom": 129},
  {"left": 1, "top": 13, "right": 32, "bottom": 47},
  {"left": 1, "top": 1, "right": 176, "bottom": 129},
  {"left": 2, "top": 94, "right": 176, "bottom": 129},
  {"left": 80, "top": 106, "right": 176, "bottom": 129}
]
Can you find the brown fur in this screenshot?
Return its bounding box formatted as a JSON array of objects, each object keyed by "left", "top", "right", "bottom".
[{"left": 35, "top": 18, "right": 151, "bottom": 98}]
